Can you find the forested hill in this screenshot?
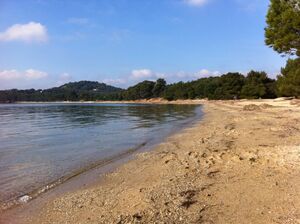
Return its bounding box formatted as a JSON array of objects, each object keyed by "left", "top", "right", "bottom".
[
  {"left": 59, "top": 81, "right": 122, "bottom": 93},
  {"left": 0, "top": 81, "right": 123, "bottom": 102},
  {"left": 0, "top": 69, "right": 299, "bottom": 103}
]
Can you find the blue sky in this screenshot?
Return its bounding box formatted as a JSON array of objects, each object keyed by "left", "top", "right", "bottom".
[{"left": 0, "top": 0, "right": 286, "bottom": 89}]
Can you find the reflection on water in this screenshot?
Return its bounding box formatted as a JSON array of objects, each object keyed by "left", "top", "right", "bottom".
[{"left": 0, "top": 103, "right": 202, "bottom": 205}]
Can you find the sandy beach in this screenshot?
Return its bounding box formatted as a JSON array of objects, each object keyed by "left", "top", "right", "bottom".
[{"left": 1, "top": 99, "right": 300, "bottom": 224}]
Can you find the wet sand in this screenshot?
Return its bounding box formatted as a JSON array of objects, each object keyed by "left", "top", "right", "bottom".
[{"left": 1, "top": 99, "right": 300, "bottom": 224}]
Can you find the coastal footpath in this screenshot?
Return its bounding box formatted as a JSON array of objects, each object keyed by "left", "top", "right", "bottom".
[{"left": 11, "top": 100, "right": 300, "bottom": 223}]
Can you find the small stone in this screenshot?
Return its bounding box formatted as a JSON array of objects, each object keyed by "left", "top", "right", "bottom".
[{"left": 18, "top": 195, "right": 32, "bottom": 203}]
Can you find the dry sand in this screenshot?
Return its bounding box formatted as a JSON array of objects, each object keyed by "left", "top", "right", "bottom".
[{"left": 3, "top": 99, "right": 300, "bottom": 223}]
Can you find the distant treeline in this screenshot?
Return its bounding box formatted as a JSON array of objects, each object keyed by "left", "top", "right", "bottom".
[
  {"left": 1, "top": 70, "right": 296, "bottom": 103},
  {"left": 117, "top": 71, "right": 278, "bottom": 101},
  {"left": 0, "top": 81, "right": 122, "bottom": 103},
  {"left": 162, "top": 71, "right": 277, "bottom": 100}
]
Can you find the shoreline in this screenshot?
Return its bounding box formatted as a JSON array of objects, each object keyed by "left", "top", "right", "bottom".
[
  {"left": 0, "top": 141, "right": 153, "bottom": 224},
  {"left": 0, "top": 142, "right": 147, "bottom": 212},
  {"left": 1, "top": 99, "right": 300, "bottom": 224},
  {"left": 0, "top": 104, "right": 203, "bottom": 213},
  {"left": 1, "top": 98, "right": 205, "bottom": 105},
  {"left": 0, "top": 102, "right": 204, "bottom": 223}
]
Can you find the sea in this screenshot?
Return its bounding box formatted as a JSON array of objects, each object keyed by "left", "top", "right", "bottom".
[{"left": 0, "top": 103, "right": 202, "bottom": 209}]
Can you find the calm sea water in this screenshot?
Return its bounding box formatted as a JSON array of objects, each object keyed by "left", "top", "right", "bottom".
[{"left": 0, "top": 103, "right": 202, "bottom": 207}]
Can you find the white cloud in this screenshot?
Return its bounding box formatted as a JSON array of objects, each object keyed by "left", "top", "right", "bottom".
[
  {"left": 174, "top": 71, "right": 189, "bottom": 79},
  {"left": 130, "top": 69, "right": 155, "bottom": 80},
  {"left": 101, "top": 69, "right": 165, "bottom": 87},
  {"left": 194, "top": 69, "right": 220, "bottom": 78},
  {"left": 184, "top": 0, "right": 209, "bottom": 7},
  {"left": 0, "top": 22, "right": 48, "bottom": 42},
  {"left": 166, "top": 69, "right": 220, "bottom": 81},
  {"left": 102, "top": 68, "right": 221, "bottom": 88},
  {"left": 0, "top": 69, "right": 48, "bottom": 80},
  {"left": 25, "top": 69, "right": 48, "bottom": 79},
  {"left": 0, "top": 70, "right": 21, "bottom": 80}
]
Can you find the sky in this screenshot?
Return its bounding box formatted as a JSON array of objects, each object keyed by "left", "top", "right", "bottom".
[{"left": 0, "top": 0, "right": 287, "bottom": 90}]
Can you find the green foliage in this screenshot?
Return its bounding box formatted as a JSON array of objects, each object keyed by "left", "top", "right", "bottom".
[
  {"left": 0, "top": 74, "right": 281, "bottom": 103},
  {"left": 265, "top": 0, "right": 300, "bottom": 56},
  {"left": 152, "top": 78, "right": 167, "bottom": 97},
  {"left": 122, "top": 80, "right": 155, "bottom": 100},
  {"left": 241, "top": 71, "right": 277, "bottom": 99},
  {"left": 277, "top": 58, "right": 300, "bottom": 97},
  {"left": 163, "top": 73, "right": 246, "bottom": 100},
  {"left": 214, "top": 73, "right": 245, "bottom": 99},
  {"left": 163, "top": 71, "right": 279, "bottom": 101},
  {"left": 121, "top": 79, "right": 167, "bottom": 100},
  {"left": 60, "top": 81, "right": 120, "bottom": 93},
  {"left": 163, "top": 82, "right": 191, "bottom": 100},
  {"left": 192, "top": 77, "right": 219, "bottom": 99},
  {"left": 265, "top": 0, "right": 300, "bottom": 98},
  {"left": 0, "top": 81, "right": 122, "bottom": 102}
]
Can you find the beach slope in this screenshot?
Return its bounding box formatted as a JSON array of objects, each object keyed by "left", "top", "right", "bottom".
[{"left": 23, "top": 100, "right": 300, "bottom": 223}]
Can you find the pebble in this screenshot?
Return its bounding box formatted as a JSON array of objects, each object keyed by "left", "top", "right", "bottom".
[{"left": 18, "top": 195, "right": 32, "bottom": 203}]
